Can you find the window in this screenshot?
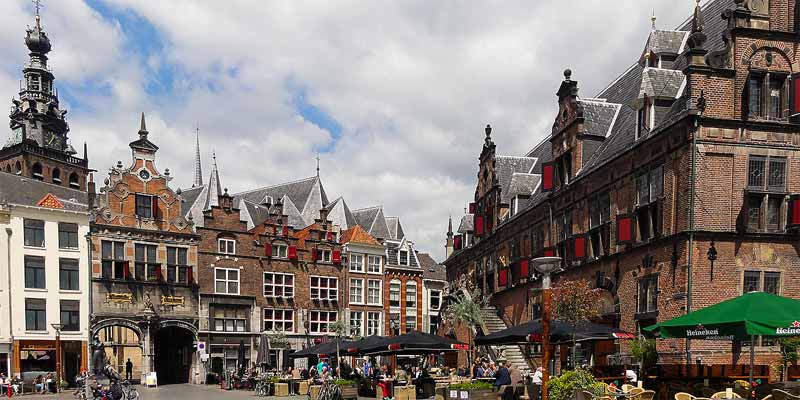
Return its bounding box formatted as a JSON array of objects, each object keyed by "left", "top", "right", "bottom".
[
  {"left": 349, "top": 278, "right": 364, "bottom": 304},
  {"left": 588, "top": 193, "right": 611, "bottom": 259},
  {"left": 429, "top": 315, "right": 440, "bottom": 334},
  {"left": 398, "top": 250, "right": 409, "bottom": 266},
  {"left": 367, "top": 312, "right": 381, "bottom": 336},
  {"left": 637, "top": 275, "right": 658, "bottom": 314},
  {"left": 310, "top": 276, "right": 338, "bottom": 301},
  {"left": 59, "top": 258, "right": 79, "bottom": 290},
  {"left": 316, "top": 249, "right": 332, "bottom": 263},
  {"left": 24, "top": 256, "right": 46, "bottom": 289},
  {"left": 405, "top": 315, "right": 417, "bottom": 333},
  {"left": 389, "top": 280, "right": 401, "bottom": 308},
  {"left": 68, "top": 173, "right": 79, "bottom": 189},
  {"left": 636, "top": 107, "right": 648, "bottom": 139},
  {"left": 166, "top": 247, "right": 189, "bottom": 284},
  {"left": 271, "top": 244, "right": 288, "bottom": 258},
  {"left": 748, "top": 73, "right": 788, "bottom": 120},
  {"left": 634, "top": 166, "right": 663, "bottom": 242},
  {"left": 747, "top": 156, "right": 787, "bottom": 232},
  {"left": 368, "top": 255, "right": 382, "bottom": 273},
  {"left": 743, "top": 271, "right": 780, "bottom": 294},
  {"left": 101, "top": 241, "right": 126, "bottom": 279},
  {"left": 350, "top": 311, "right": 364, "bottom": 337},
  {"left": 58, "top": 223, "right": 79, "bottom": 249},
  {"left": 60, "top": 300, "right": 80, "bottom": 331},
  {"left": 31, "top": 162, "right": 43, "bottom": 180},
  {"left": 309, "top": 310, "right": 338, "bottom": 334},
  {"left": 218, "top": 238, "right": 236, "bottom": 254},
  {"left": 135, "top": 194, "right": 153, "bottom": 219},
  {"left": 263, "top": 272, "right": 294, "bottom": 298},
  {"left": 430, "top": 290, "right": 441, "bottom": 310},
  {"left": 555, "top": 152, "right": 573, "bottom": 187},
  {"left": 367, "top": 279, "right": 382, "bottom": 305},
  {"left": 52, "top": 168, "right": 61, "bottom": 184},
  {"left": 263, "top": 308, "right": 293, "bottom": 332},
  {"left": 135, "top": 244, "right": 158, "bottom": 281},
  {"left": 25, "top": 298, "right": 46, "bottom": 331},
  {"left": 749, "top": 156, "right": 786, "bottom": 190},
  {"left": 215, "top": 268, "right": 239, "bottom": 294},
  {"left": 406, "top": 282, "right": 417, "bottom": 308},
  {"left": 213, "top": 306, "right": 247, "bottom": 332},
  {"left": 349, "top": 254, "right": 364, "bottom": 272},
  {"left": 23, "top": 219, "right": 45, "bottom": 247}
]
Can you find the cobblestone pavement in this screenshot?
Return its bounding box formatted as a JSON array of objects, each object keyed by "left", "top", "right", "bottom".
[{"left": 8, "top": 384, "right": 309, "bottom": 400}]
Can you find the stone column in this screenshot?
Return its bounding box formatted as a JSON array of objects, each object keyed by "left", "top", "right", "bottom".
[{"left": 140, "top": 321, "right": 152, "bottom": 384}]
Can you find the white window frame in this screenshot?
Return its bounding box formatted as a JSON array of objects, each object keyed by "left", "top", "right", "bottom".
[
  {"left": 218, "top": 238, "right": 236, "bottom": 254},
  {"left": 405, "top": 314, "right": 417, "bottom": 333},
  {"left": 272, "top": 244, "right": 288, "bottom": 258},
  {"left": 430, "top": 289, "right": 441, "bottom": 311},
  {"left": 367, "top": 255, "right": 382, "bottom": 274},
  {"left": 389, "top": 279, "right": 401, "bottom": 309},
  {"left": 214, "top": 267, "right": 240, "bottom": 295},
  {"left": 349, "top": 278, "right": 364, "bottom": 304},
  {"left": 263, "top": 272, "right": 294, "bottom": 298},
  {"left": 263, "top": 308, "right": 294, "bottom": 333},
  {"left": 367, "top": 279, "right": 382, "bottom": 306},
  {"left": 349, "top": 254, "right": 364, "bottom": 272},
  {"left": 398, "top": 250, "right": 409, "bottom": 266},
  {"left": 316, "top": 249, "right": 332, "bottom": 263},
  {"left": 367, "top": 311, "right": 382, "bottom": 336},
  {"left": 310, "top": 276, "right": 339, "bottom": 301},
  {"left": 309, "top": 310, "right": 338, "bottom": 334},
  {"left": 349, "top": 311, "right": 364, "bottom": 337},
  {"left": 406, "top": 282, "right": 417, "bottom": 309}
]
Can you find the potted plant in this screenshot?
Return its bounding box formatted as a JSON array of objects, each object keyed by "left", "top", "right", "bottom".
[
  {"left": 547, "top": 368, "right": 603, "bottom": 400},
  {"left": 447, "top": 380, "right": 494, "bottom": 400},
  {"left": 334, "top": 379, "right": 358, "bottom": 399}
]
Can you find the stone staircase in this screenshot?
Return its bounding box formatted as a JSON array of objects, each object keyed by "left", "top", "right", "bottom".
[{"left": 480, "top": 306, "right": 531, "bottom": 376}]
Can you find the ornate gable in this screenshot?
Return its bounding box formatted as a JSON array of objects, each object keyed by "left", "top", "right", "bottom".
[{"left": 37, "top": 193, "right": 64, "bottom": 209}]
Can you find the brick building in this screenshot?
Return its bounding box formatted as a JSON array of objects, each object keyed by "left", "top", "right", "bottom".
[
  {"left": 443, "top": 0, "right": 800, "bottom": 379},
  {"left": 89, "top": 115, "right": 200, "bottom": 384}
]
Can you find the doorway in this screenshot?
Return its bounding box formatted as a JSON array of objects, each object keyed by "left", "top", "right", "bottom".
[{"left": 154, "top": 326, "right": 194, "bottom": 384}]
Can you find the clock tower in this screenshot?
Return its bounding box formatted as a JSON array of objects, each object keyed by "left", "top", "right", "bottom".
[{"left": 0, "top": 10, "right": 89, "bottom": 189}]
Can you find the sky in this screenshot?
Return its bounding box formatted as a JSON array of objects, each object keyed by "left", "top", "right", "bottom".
[{"left": 0, "top": 0, "right": 701, "bottom": 260}]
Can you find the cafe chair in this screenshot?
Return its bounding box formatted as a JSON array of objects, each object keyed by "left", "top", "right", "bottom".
[
  {"left": 675, "top": 392, "right": 697, "bottom": 400},
  {"left": 772, "top": 389, "right": 800, "bottom": 400},
  {"left": 712, "top": 391, "right": 742, "bottom": 399},
  {"left": 733, "top": 381, "right": 750, "bottom": 390},
  {"left": 623, "top": 385, "right": 636, "bottom": 393},
  {"left": 629, "top": 388, "right": 645, "bottom": 396},
  {"left": 636, "top": 390, "right": 656, "bottom": 400}
]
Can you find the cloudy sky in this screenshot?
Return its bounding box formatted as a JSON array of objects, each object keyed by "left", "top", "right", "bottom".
[{"left": 1, "top": 0, "right": 701, "bottom": 259}]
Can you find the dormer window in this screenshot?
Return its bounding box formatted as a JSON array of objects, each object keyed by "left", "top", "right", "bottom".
[
  {"left": 262, "top": 195, "right": 273, "bottom": 206},
  {"left": 398, "top": 249, "right": 409, "bottom": 266},
  {"left": 636, "top": 102, "right": 653, "bottom": 140},
  {"left": 747, "top": 72, "right": 788, "bottom": 120}
]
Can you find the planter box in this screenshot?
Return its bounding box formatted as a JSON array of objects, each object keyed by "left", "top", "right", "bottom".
[
  {"left": 311, "top": 385, "right": 321, "bottom": 400},
  {"left": 447, "top": 388, "right": 495, "bottom": 400},
  {"left": 340, "top": 384, "right": 358, "bottom": 399}
]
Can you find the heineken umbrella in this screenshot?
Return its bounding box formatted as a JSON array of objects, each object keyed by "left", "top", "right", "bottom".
[
  {"left": 475, "top": 319, "right": 634, "bottom": 346},
  {"left": 644, "top": 292, "right": 800, "bottom": 386}
]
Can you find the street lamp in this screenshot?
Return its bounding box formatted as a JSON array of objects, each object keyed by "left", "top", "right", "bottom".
[
  {"left": 532, "top": 256, "right": 561, "bottom": 400},
  {"left": 51, "top": 323, "right": 63, "bottom": 392}
]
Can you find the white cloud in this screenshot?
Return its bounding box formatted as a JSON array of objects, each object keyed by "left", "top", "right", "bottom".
[{"left": 0, "top": 0, "right": 703, "bottom": 259}]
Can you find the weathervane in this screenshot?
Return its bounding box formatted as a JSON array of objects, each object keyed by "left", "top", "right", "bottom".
[
  {"left": 32, "top": 0, "right": 43, "bottom": 27},
  {"left": 315, "top": 153, "right": 320, "bottom": 177}
]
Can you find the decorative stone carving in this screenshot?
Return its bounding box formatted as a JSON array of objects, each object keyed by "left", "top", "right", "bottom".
[{"left": 106, "top": 292, "right": 133, "bottom": 303}]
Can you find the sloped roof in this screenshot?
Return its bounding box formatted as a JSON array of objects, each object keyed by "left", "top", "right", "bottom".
[
  {"left": 233, "top": 176, "right": 329, "bottom": 227},
  {"left": 639, "top": 68, "right": 685, "bottom": 100},
  {"left": 352, "top": 206, "right": 391, "bottom": 239},
  {"left": 326, "top": 197, "right": 357, "bottom": 230},
  {"left": 418, "top": 252, "right": 446, "bottom": 281},
  {"left": 0, "top": 172, "right": 87, "bottom": 212},
  {"left": 457, "top": 214, "right": 473, "bottom": 233},
  {"left": 644, "top": 30, "right": 687, "bottom": 55},
  {"left": 241, "top": 200, "right": 272, "bottom": 229},
  {"left": 508, "top": 173, "right": 541, "bottom": 199},
  {"left": 579, "top": 100, "right": 621, "bottom": 137},
  {"left": 340, "top": 225, "right": 382, "bottom": 247},
  {"left": 385, "top": 216, "right": 405, "bottom": 240},
  {"left": 495, "top": 156, "right": 537, "bottom": 204},
  {"left": 386, "top": 240, "right": 419, "bottom": 268},
  {"left": 281, "top": 195, "right": 306, "bottom": 228}
]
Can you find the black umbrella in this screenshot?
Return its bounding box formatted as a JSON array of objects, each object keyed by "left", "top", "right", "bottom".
[
  {"left": 341, "top": 335, "right": 386, "bottom": 356},
  {"left": 255, "top": 334, "right": 269, "bottom": 366},
  {"left": 289, "top": 338, "right": 350, "bottom": 359},
  {"left": 237, "top": 340, "right": 247, "bottom": 374},
  {"left": 361, "top": 331, "right": 468, "bottom": 355},
  {"left": 474, "top": 319, "right": 634, "bottom": 346}
]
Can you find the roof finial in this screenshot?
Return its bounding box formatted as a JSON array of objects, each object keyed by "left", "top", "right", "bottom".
[
  {"left": 193, "top": 122, "right": 203, "bottom": 188},
  {"left": 651, "top": 9, "right": 657, "bottom": 30},
  {"left": 316, "top": 152, "right": 320, "bottom": 177},
  {"left": 447, "top": 215, "right": 453, "bottom": 235},
  {"left": 33, "top": 0, "right": 42, "bottom": 28},
  {"left": 687, "top": 0, "right": 707, "bottom": 50},
  {"left": 138, "top": 112, "right": 148, "bottom": 139}
]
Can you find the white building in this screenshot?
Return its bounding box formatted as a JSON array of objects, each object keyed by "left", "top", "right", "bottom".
[
  {"left": 0, "top": 172, "right": 90, "bottom": 383},
  {"left": 418, "top": 253, "right": 446, "bottom": 334}
]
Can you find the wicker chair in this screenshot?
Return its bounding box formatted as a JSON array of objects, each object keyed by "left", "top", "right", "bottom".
[
  {"left": 711, "top": 392, "right": 742, "bottom": 399},
  {"left": 675, "top": 392, "right": 696, "bottom": 400},
  {"left": 622, "top": 385, "right": 636, "bottom": 393},
  {"left": 629, "top": 388, "right": 645, "bottom": 396},
  {"left": 639, "top": 390, "right": 656, "bottom": 400},
  {"left": 772, "top": 389, "right": 800, "bottom": 400}
]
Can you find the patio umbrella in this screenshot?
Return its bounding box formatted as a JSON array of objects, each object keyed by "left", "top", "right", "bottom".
[
  {"left": 474, "top": 319, "right": 634, "bottom": 346},
  {"left": 644, "top": 292, "right": 800, "bottom": 386},
  {"left": 341, "top": 335, "right": 385, "bottom": 356},
  {"left": 237, "top": 340, "right": 246, "bottom": 374},
  {"left": 255, "top": 334, "right": 269, "bottom": 366},
  {"left": 289, "top": 338, "right": 350, "bottom": 359},
  {"left": 361, "top": 331, "right": 468, "bottom": 355}
]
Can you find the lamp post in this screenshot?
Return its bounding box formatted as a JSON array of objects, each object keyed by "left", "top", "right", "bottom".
[
  {"left": 51, "top": 323, "right": 63, "bottom": 392},
  {"left": 532, "top": 257, "right": 561, "bottom": 400}
]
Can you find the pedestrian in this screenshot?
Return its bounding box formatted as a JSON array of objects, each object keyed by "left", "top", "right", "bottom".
[
  {"left": 125, "top": 358, "right": 133, "bottom": 382},
  {"left": 494, "top": 362, "right": 511, "bottom": 388}
]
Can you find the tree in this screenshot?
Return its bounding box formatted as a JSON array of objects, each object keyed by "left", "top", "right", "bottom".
[
  {"left": 442, "top": 276, "right": 487, "bottom": 369},
  {"left": 330, "top": 319, "right": 348, "bottom": 373},
  {"left": 551, "top": 279, "right": 600, "bottom": 369}
]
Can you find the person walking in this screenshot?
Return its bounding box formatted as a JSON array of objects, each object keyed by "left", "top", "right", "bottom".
[{"left": 125, "top": 358, "right": 133, "bottom": 382}]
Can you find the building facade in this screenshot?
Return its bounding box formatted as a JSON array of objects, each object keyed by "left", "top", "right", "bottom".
[
  {"left": 418, "top": 253, "right": 445, "bottom": 335},
  {"left": 89, "top": 117, "right": 200, "bottom": 384},
  {"left": 341, "top": 225, "right": 386, "bottom": 339},
  {"left": 443, "top": 0, "right": 800, "bottom": 379}
]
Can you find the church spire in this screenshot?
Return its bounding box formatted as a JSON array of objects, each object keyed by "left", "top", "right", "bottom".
[
  {"left": 193, "top": 124, "right": 203, "bottom": 188},
  {"left": 447, "top": 215, "right": 453, "bottom": 237},
  {"left": 207, "top": 151, "right": 222, "bottom": 209}
]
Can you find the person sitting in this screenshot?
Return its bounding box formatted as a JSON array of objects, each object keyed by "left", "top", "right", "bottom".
[
  {"left": 473, "top": 363, "right": 485, "bottom": 379},
  {"left": 493, "top": 362, "right": 512, "bottom": 388},
  {"left": 34, "top": 375, "right": 45, "bottom": 394}
]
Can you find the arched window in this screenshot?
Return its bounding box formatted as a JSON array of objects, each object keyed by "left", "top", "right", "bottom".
[
  {"left": 4, "top": 165, "right": 10, "bottom": 173},
  {"left": 52, "top": 168, "right": 61, "bottom": 184},
  {"left": 14, "top": 161, "right": 21, "bottom": 174},
  {"left": 68, "top": 172, "right": 80, "bottom": 189},
  {"left": 31, "top": 162, "right": 43, "bottom": 180}
]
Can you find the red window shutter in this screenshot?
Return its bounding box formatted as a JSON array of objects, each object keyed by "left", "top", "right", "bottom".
[
  {"left": 791, "top": 73, "right": 800, "bottom": 117},
  {"left": 543, "top": 248, "right": 555, "bottom": 257},
  {"left": 187, "top": 267, "right": 194, "bottom": 284},
  {"left": 542, "top": 162, "right": 554, "bottom": 192},
  {"left": 311, "top": 248, "right": 318, "bottom": 261},
  {"left": 282, "top": 225, "right": 289, "bottom": 237},
  {"left": 498, "top": 269, "right": 508, "bottom": 287},
  {"left": 327, "top": 232, "right": 334, "bottom": 242},
  {"left": 469, "top": 203, "right": 477, "bottom": 214},
  {"left": 573, "top": 236, "right": 586, "bottom": 259},
  {"left": 520, "top": 258, "right": 530, "bottom": 278},
  {"left": 264, "top": 243, "right": 273, "bottom": 257},
  {"left": 616, "top": 215, "right": 633, "bottom": 244},
  {"left": 332, "top": 250, "right": 342, "bottom": 265},
  {"left": 474, "top": 215, "right": 485, "bottom": 236},
  {"left": 122, "top": 261, "right": 130, "bottom": 279},
  {"left": 789, "top": 195, "right": 800, "bottom": 226},
  {"left": 288, "top": 245, "right": 298, "bottom": 260}
]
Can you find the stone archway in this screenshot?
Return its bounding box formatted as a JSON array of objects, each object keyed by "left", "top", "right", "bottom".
[
  {"left": 153, "top": 320, "right": 197, "bottom": 385},
  {"left": 92, "top": 318, "right": 143, "bottom": 382}
]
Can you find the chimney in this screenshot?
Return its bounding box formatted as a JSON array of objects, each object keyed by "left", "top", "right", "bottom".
[{"left": 87, "top": 173, "right": 96, "bottom": 210}]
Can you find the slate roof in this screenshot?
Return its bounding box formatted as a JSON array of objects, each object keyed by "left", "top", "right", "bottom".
[
  {"left": 352, "top": 206, "right": 392, "bottom": 239},
  {"left": 495, "top": 156, "right": 537, "bottom": 204},
  {"left": 418, "top": 252, "right": 446, "bottom": 281},
  {"left": 0, "top": 171, "right": 88, "bottom": 212},
  {"left": 340, "top": 225, "right": 382, "bottom": 247},
  {"left": 385, "top": 216, "right": 405, "bottom": 240},
  {"left": 508, "top": 173, "right": 541, "bottom": 199},
  {"left": 579, "top": 100, "right": 621, "bottom": 137},
  {"left": 457, "top": 214, "right": 474, "bottom": 233},
  {"left": 639, "top": 68, "right": 685, "bottom": 100},
  {"left": 179, "top": 156, "right": 224, "bottom": 227},
  {"left": 644, "top": 30, "right": 687, "bottom": 55},
  {"left": 386, "top": 240, "right": 419, "bottom": 268},
  {"left": 233, "top": 176, "right": 329, "bottom": 228},
  {"left": 325, "top": 197, "right": 357, "bottom": 230},
  {"left": 241, "top": 200, "right": 272, "bottom": 229}
]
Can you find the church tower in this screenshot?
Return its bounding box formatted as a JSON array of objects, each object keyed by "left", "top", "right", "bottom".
[{"left": 0, "top": 8, "right": 89, "bottom": 189}]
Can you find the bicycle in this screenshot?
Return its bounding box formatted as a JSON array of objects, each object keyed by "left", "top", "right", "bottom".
[
  {"left": 121, "top": 380, "right": 138, "bottom": 400},
  {"left": 315, "top": 379, "right": 343, "bottom": 400},
  {"left": 255, "top": 380, "right": 271, "bottom": 397}
]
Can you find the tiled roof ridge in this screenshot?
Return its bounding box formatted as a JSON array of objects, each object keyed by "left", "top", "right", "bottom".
[
  {"left": 1, "top": 171, "right": 86, "bottom": 195},
  {"left": 232, "top": 175, "right": 318, "bottom": 196},
  {"left": 351, "top": 205, "right": 382, "bottom": 212},
  {"left": 524, "top": 136, "right": 550, "bottom": 157},
  {"left": 495, "top": 155, "right": 537, "bottom": 160}
]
